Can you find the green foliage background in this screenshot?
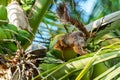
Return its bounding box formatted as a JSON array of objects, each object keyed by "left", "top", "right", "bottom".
[{"left": 0, "top": 0, "right": 120, "bottom": 80}]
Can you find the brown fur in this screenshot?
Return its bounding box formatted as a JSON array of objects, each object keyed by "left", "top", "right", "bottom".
[{"left": 54, "top": 32, "right": 87, "bottom": 55}]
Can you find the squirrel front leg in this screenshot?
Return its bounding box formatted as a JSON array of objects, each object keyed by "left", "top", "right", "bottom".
[{"left": 73, "top": 45, "right": 87, "bottom": 55}]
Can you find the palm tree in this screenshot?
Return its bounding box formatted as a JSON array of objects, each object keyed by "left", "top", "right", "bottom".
[{"left": 0, "top": 0, "right": 120, "bottom": 80}]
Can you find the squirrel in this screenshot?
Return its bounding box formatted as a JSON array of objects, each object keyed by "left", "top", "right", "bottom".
[
  {"left": 54, "top": 31, "right": 87, "bottom": 56},
  {"left": 53, "top": 3, "right": 90, "bottom": 56}
]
